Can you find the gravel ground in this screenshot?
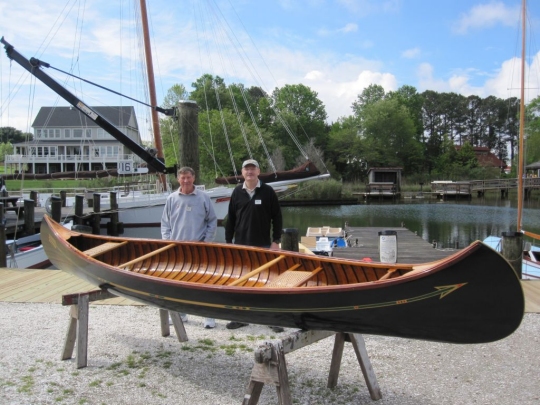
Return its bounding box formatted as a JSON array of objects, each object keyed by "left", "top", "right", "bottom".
[{"left": 1, "top": 302, "right": 538, "bottom": 405}]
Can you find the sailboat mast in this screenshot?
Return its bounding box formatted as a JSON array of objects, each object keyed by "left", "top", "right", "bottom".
[
  {"left": 517, "top": 0, "right": 526, "bottom": 231},
  {"left": 139, "top": 0, "right": 167, "bottom": 187}
]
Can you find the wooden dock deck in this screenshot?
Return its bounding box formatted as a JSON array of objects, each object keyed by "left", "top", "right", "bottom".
[{"left": 332, "top": 226, "right": 457, "bottom": 262}]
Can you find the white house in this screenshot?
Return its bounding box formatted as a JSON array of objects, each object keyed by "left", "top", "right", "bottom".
[{"left": 5, "top": 106, "right": 144, "bottom": 175}]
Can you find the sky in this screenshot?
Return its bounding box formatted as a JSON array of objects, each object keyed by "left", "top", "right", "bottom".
[{"left": 1, "top": 0, "right": 540, "bottom": 142}]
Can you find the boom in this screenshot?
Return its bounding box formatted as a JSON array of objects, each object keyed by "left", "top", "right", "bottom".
[{"left": 1, "top": 37, "right": 175, "bottom": 174}]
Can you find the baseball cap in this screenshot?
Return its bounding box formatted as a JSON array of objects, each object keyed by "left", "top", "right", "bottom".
[{"left": 242, "top": 159, "right": 259, "bottom": 168}]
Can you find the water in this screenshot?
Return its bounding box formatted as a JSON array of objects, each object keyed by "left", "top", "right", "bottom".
[
  {"left": 281, "top": 197, "right": 540, "bottom": 249},
  {"left": 128, "top": 196, "right": 540, "bottom": 249}
]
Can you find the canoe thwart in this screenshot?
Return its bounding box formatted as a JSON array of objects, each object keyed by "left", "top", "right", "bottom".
[
  {"left": 84, "top": 241, "right": 128, "bottom": 258},
  {"left": 228, "top": 254, "right": 286, "bottom": 286},
  {"left": 266, "top": 266, "right": 323, "bottom": 288},
  {"left": 119, "top": 243, "right": 176, "bottom": 269}
]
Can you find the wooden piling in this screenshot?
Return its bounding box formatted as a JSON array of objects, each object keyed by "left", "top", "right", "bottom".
[
  {"left": 177, "top": 100, "right": 199, "bottom": 174},
  {"left": 281, "top": 228, "right": 299, "bottom": 252},
  {"left": 75, "top": 195, "right": 85, "bottom": 226},
  {"left": 92, "top": 193, "right": 101, "bottom": 235},
  {"left": 107, "top": 192, "right": 120, "bottom": 236},
  {"left": 0, "top": 203, "right": 6, "bottom": 267},
  {"left": 23, "top": 199, "right": 35, "bottom": 235},
  {"left": 60, "top": 190, "right": 67, "bottom": 207},
  {"left": 501, "top": 231, "right": 523, "bottom": 279},
  {"left": 51, "top": 196, "right": 62, "bottom": 223}
]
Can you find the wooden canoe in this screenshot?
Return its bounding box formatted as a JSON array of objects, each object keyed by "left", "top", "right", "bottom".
[{"left": 41, "top": 215, "right": 524, "bottom": 344}]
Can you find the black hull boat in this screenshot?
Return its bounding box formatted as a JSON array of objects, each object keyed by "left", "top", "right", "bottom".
[{"left": 41, "top": 215, "right": 524, "bottom": 344}]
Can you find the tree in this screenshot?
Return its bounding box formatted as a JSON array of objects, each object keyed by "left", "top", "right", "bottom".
[
  {"left": 267, "top": 84, "right": 328, "bottom": 166},
  {"left": 0, "top": 126, "right": 32, "bottom": 143},
  {"left": 351, "top": 84, "right": 386, "bottom": 117},
  {"left": 525, "top": 96, "right": 540, "bottom": 163},
  {"left": 327, "top": 116, "right": 366, "bottom": 181},
  {"left": 361, "top": 98, "right": 422, "bottom": 174}
]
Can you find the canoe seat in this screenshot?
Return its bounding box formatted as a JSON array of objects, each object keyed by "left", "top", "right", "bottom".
[
  {"left": 84, "top": 241, "right": 127, "bottom": 257},
  {"left": 265, "top": 267, "right": 322, "bottom": 288}
]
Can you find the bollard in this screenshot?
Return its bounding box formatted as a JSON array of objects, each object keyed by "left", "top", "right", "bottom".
[
  {"left": 51, "top": 196, "right": 62, "bottom": 223},
  {"left": 23, "top": 199, "right": 36, "bottom": 235},
  {"left": 92, "top": 193, "right": 101, "bottom": 235},
  {"left": 60, "top": 190, "right": 67, "bottom": 207},
  {"left": 378, "top": 231, "right": 397, "bottom": 263},
  {"left": 501, "top": 232, "right": 523, "bottom": 279},
  {"left": 281, "top": 228, "right": 299, "bottom": 252},
  {"left": 75, "top": 195, "right": 85, "bottom": 226},
  {"left": 29, "top": 191, "right": 39, "bottom": 206}
]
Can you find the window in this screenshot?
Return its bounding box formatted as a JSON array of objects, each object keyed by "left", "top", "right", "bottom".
[
  {"left": 54, "top": 129, "right": 61, "bottom": 139},
  {"left": 85, "top": 129, "right": 92, "bottom": 138},
  {"left": 36, "top": 129, "right": 42, "bottom": 139},
  {"left": 64, "top": 129, "right": 71, "bottom": 138},
  {"left": 73, "top": 129, "right": 83, "bottom": 138}
]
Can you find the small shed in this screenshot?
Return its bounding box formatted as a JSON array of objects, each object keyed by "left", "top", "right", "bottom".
[{"left": 364, "top": 167, "right": 402, "bottom": 199}]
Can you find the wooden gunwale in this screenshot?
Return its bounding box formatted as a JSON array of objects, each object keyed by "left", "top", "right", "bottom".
[{"left": 54, "top": 219, "right": 489, "bottom": 292}]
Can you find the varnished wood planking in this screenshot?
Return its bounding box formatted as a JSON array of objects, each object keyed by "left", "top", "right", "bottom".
[{"left": 0, "top": 268, "right": 141, "bottom": 305}]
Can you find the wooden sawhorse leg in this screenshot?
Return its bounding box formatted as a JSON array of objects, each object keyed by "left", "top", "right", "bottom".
[
  {"left": 242, "top": 330, "right": 381, "bottom": 405},
  {"left": 159, "top": 309, "right": 188, "bottom": 342},
  {"left": 61, "top": 290, "right": 189, "bottom": 369},
  {"left": 328, "top": 332, "right": 381, "bottom": 400}
]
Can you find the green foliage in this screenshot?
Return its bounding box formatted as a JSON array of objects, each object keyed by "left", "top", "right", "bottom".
[
  {"left": 283, "top": 179, "right": 342, "bottom": 200},
  {"left": 0, "top": 126, "right": 32, "bottom": 143}
]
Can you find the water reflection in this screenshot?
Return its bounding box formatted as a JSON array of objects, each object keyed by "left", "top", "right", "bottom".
[{"left": 281, "top": 197, "right": 540, "bottom": 249}]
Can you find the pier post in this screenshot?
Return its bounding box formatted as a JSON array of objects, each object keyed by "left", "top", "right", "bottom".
[
  {"left": 51, "top": 196, "right": 62, "bottom": 223},
  {"left": 92, "top": 193, "right": 101, "bottom": 235},
  {"left": 501, "top": 232, "right": 523, "bottom": 279},
  {"left": 281, "top": 228, "right": 299, "bottom": 252},
  {"left": 60, "top": 190, "right": 67, "bottom": 207},
  {"left": 75, "top": 195, "right": 85, "bottom": 225},
  {"left": 0, "top": 204, "right": 6, "bottom": 267},
  {"left": 29, "top": 190, "right": 39, "bottom": 206},
  {"left": 23, "top": 199, "right": 35, "bottom": 235}
]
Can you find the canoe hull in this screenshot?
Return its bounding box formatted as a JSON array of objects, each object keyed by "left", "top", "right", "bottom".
[{"left": 41, "top": 216, "right": 524, "bottom": 344}]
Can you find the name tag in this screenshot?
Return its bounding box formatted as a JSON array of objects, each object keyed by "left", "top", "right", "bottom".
[{"left": 255, "top": 199, "right": 262, "bottom": 205}]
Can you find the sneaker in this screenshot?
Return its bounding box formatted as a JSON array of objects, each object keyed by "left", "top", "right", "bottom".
[
  {"left": 170, "top": 313, "right": 188, "bottom": 324},
  {"left": 269, "top": 326, "right": 284, "bottom": 333},
  {"left": 226, "top": 321, "right": 248, "bottom": 330},
  {"left": 204, "top": 318, "right": 216, "bottom": 329}
]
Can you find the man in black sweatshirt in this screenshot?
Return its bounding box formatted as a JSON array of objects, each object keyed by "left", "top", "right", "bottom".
[{"left": 225, "top": 159, "right": 284, "bottom": 332}]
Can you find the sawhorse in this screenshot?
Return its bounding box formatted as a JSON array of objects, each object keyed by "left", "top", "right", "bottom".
[
  {"left": 60, "top": 289, "right": 188, "bottom": 368},
  {"left": 243, "top": 329, "right": 381, "bottom": 404}
]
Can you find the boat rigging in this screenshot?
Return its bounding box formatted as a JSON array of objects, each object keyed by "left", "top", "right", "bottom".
[{"left": 0, "top": 36, "right": 176, "bottom": 175}]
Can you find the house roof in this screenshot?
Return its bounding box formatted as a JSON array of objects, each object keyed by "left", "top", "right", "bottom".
[
  {"left": 526, "top": 161, "right": 540, "bottom": 170},
  {"left": 32, "top": 106, "right": 138, "bottom": 129},
  {"left": 455, "top": 146, "right": 506, "bottom": 168}
]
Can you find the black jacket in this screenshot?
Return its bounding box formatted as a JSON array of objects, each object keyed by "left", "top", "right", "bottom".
[{"left": 225, "top": 182, "right": 282, "bottom": 247}]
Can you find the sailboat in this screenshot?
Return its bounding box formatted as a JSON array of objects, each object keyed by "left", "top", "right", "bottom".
[
  {"left": 0, "top": 1, "right": 329, "bottom": 236},
  {"left": 484, "top": 0, "right": 540, "bottom": 280}
]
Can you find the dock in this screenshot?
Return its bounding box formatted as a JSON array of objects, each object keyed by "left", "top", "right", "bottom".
[{"left": 332, "top": 226, "right": 457, "bottom": 262}]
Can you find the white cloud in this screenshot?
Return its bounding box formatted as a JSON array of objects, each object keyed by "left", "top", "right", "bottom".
[
  {"left": 484, "top": 52, "right": 540, "bottom": 103},
  {"left": 337, "top": 0, "right": 401, "bottom": 15},
  {"left": 452, "top": 2, "right": 520, "bottom": 35},
  {"left": 304, "top": 68, "right": 397, "bottom": 121},
  {"left": 338, "top": 23, "right": 358, "bottom": 33},
  {"left": 402, "top": 47, "right": 421, "bottom": 59}
]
